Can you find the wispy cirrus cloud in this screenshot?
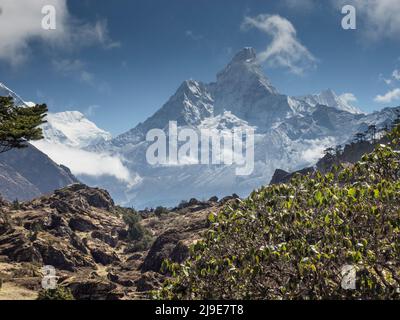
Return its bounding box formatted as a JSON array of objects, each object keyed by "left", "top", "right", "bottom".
[
  {"left": 185, "top": 30, "right": 204, "bottom": 41},
  {"left": 241, "top": 14, "right": 317, "bottom": 75},
  {"left": 393, "top": 69, "right": 400, "bottom": 81},
  {"left": 84, "top": 105, "right": 100, "bottom": 117},
  {"left": 52, "top": 58, "right": 95, "bottom": 85},
  {"left": 0, "top": 0, "right": 119, "bottom": 65}
]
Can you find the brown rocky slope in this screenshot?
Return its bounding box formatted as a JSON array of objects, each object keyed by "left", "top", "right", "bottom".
[{"left": 0, "top": 184, "right": 232, "bottom": 300}]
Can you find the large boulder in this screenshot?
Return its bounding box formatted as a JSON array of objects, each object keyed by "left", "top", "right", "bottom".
[
  {"left": 135, "top": 272, "right": 163, "bottom": 292},
  {"left": 141, "top": 229, "right": 182, "bottom": 273},
  {"left": 69, "top": 216, "right": 97, "bottom": 232},
  {"left": 65, "top": 278, "right": 122, "bottom": 300}
]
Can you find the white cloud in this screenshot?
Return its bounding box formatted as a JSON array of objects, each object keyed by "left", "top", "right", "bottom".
[
  {"left": 339, "top": 93, "right": 357, "bottom": 104},
  {"left": 0, "top": 0, "right": 119, "bottom": 65},
  {"left": 379, "top": 70, "right": 400, "bottom": 86},
  {"left": 185, "top": 30, "right": 203, "bottom": 41},
  {"left": 79, "top": 70, "right": 95, "bottom": 85},
  {"left": 333, "top": 0, "right": 400, "bottom": 42},
  {"left": 393, "top": 69, "right": 400, "bottom": 81},
  {"left": 84, "top": 105, "right": 100, "bottom": 117},
  {"left": 383, "top": 78, "right": 392, "bottom": 85},
  {"left": 374, "top": 88, "right": 400, "bottom": 103},
  {"left": 300, "top": 137, "right": 337, "bottom": 164},
  {"left": 242, "top": 14, "right": 317, "bottom": 75},
  {"left": 32, "top": 140, "right": 135, "bottom": 184},
  {"left": 283, "top": 0, "right": 400, "bottom": 43}
]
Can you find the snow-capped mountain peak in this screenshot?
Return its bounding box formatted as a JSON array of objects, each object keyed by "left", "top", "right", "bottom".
[
  {"left": 0, "top": 82, "right": 32, "bottom": 107},
  {"left": 41, "top": 111, "right": 112, "bottom": 148},
  {"left": 298, "top": 89, "right": 363, "bottom": 114},
  {"left": 215, "top": 47, "right": 278, "bottom": 97},
  {"left": 210, "top": 47, "right": 283, "bottom": 125},
  {"left": 1, "top": 82, "right": 112, "bottom": 148},
  {"left": 231, "top": 47, "right": 257, "bottom": 63}
]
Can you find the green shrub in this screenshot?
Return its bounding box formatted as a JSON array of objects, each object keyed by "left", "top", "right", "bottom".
[
  {"left": 157, "top": 126, "right": 400, "bottom": 300},
  {"left": 12, "top": 199, "right": 21, "bottom": 210},
  {"left": 128, "top": 221, "right": 145, "bottom": 241},
  {"left": 155, "top": 206, "right": 169, "bottom": 217},
  {"left": 128, "top": 234, "right": 154, "bottom": 252},
  {"left": 37, "top": 286, "right": 74, "bottom": 300},
  {"left": 123, "top": 211, "right": 144, "bottom": 241}
]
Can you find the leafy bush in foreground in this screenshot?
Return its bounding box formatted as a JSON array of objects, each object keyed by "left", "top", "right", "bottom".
[
  {"left": 37, "top": 286, "right": 74, "bottom": 300},
  {"left": 157, "top": 127, "right": 400, "bottom": 300}
]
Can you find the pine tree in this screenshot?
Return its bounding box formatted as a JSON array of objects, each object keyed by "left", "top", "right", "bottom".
[
  {"left": 354, "top": 132, "right": 366, "bottom": 143},
  {"left": 323, "top": 147, "right": 335, "bottom": 157},
  {"left": 0, "top": 96, "right": 47, "bottom": 154},
  {"left": 393, "top": 110, "right": 400, "bottom": 127},
  {"left": 335, "top": 145, "right": 344, "bottom": 157},
  {"left": 367, "top": 125, "right": 377, "bottom": 143}
]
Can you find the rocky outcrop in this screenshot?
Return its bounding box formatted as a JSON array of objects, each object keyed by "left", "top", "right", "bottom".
[
  {"left": 135, "top": 272, "right": 163, "bottom": 292},
  {"left": 141, "top": 230, "right": 182, "bottom": 273},
  {"left": 0, "top": 185, "right": 122, "bottom": 271},
  {"left": 0, "top": 184, "right": 223, "bottom": 300},
  {"left": 65, "top": 276, "right": 122, "bottom": 300}
]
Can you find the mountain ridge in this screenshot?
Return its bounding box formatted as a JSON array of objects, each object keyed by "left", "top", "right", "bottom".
[
  {"left": 82, "top": 47, "right": 399, "bottom": 208},
  {"left": 2, "top": 47, "right": 399, "bottom": 208},
  {"left": 0, "top": 143, "right": 79, "bottom": 201}
]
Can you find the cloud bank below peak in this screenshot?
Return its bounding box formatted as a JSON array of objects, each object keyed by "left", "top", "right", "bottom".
[{"left": 32, "top": 140, "right": 137, "bottom": 185}]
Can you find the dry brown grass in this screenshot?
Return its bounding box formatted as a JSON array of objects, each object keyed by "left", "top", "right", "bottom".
[{"left": 0, "top": 282, "right": 38, "bottom": 300}]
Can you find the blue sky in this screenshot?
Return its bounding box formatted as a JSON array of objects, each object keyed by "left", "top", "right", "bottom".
[{"left": 1, "top": 0, "right": 400, "bottom": 135}]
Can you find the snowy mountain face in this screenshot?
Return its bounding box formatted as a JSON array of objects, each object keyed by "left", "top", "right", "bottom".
[
  {"left": 1, "top": 83, "right": 134, "bottom": 194},
  {"left": 298, "top": 89, "right": 363, "bottom": 115},
  {"left": 1, "top": 83, "right": 111, "bottom": 148},
  {"left": 40, "top": 111, "right": 112, "bottom": 148}
]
